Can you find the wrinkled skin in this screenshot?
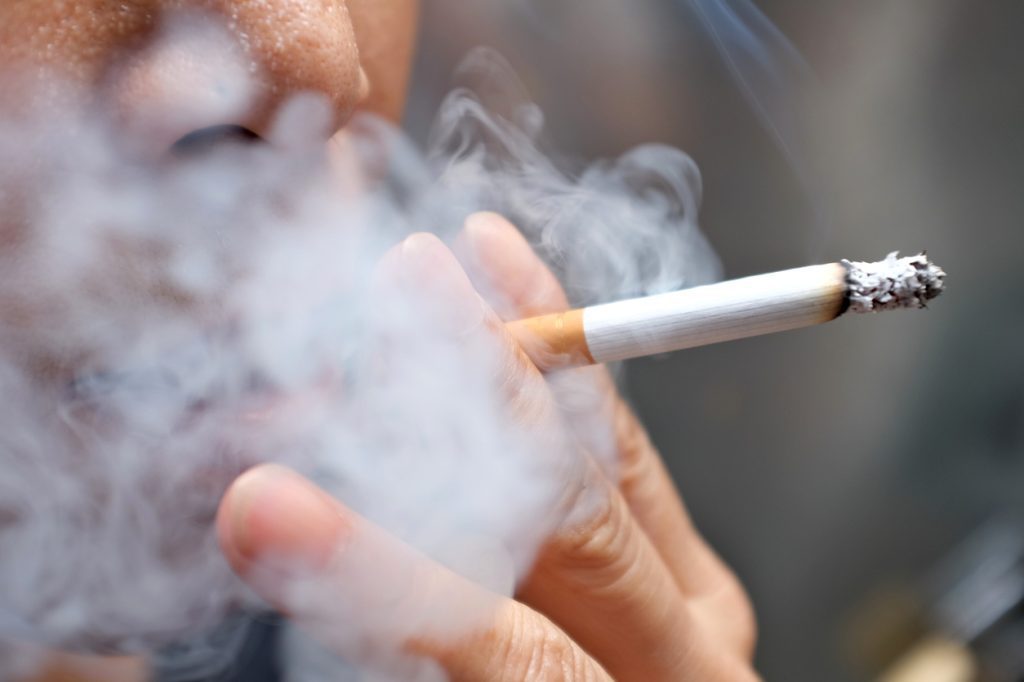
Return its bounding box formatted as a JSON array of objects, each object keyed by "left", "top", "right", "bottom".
[{"left": 0, "top": 2, "right": 758, "bottom": 680}]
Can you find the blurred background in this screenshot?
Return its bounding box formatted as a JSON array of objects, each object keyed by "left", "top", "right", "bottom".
[{"left": 406, "top": 1, "right": 1024, "bottom": 680}]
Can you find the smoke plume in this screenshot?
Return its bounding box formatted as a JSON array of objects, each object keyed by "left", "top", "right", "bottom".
[{"left": 0, "top": 17, "right": 717, "bottom": 680}]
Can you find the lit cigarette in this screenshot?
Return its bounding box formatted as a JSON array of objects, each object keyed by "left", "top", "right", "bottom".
[{"left": 508, "top": 252, "right": 945, "bottom": 372}]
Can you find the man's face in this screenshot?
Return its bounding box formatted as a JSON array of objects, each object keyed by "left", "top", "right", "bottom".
[
  {"left": 0, "top": 0, "right": 420, "bottom": 383},
  {"left": 0, "top": 6, "right": 423, "bottom": 658},
  {"left": 0, "top": 0, "right": 419, "bottom": 149}
]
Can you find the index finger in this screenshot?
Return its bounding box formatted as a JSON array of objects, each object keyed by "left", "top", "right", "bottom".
[{"left": 454, "top": 212, "right": 755, "bottom": 655}]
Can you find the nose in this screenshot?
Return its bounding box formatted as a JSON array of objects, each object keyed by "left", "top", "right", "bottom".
[
  {"left": 109, "top": 0, "right": 368, "bottom": 151},
  {"left": 209, "top": 0, "right": 368, "bottom": 131}
]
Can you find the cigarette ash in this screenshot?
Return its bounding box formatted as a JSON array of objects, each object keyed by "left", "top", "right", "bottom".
[{"left": 843, "top": 252, "right": 946, "bottom": 313}]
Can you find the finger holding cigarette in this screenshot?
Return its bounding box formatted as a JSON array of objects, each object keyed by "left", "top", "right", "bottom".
[{"left": 508, "top": 252, "right": 946, "bottom": 372}]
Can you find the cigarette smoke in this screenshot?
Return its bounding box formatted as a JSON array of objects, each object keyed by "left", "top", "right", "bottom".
[
  {"left": 684, "top": 0, "right": 826, "bottom": 241},
  {"left": 0, "top": 16, "right": 717, "bottom": 681},
  {"left": 687, "top": 0, "right": 813, "bottom": 173}
]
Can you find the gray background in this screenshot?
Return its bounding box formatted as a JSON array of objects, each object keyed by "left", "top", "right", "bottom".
[{"left": 408, "top": 1, "right": 1024, "bottom": 679}]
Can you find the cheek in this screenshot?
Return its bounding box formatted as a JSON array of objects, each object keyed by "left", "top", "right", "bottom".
[
  {"left": 346, "top": 0, "right": 420, "bottom": 121},
  {"left": 0, "top": 1, "right": 159, "bottom": 84}
]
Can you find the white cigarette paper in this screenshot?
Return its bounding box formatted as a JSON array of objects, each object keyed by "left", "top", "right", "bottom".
[{"left": 508, "top": 252, "right": 945, "bottom": 371}]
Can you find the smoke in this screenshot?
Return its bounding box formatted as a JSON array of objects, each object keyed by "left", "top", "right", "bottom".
[
  {"left": 687, "top": 0, "right": 812, "bottom": 165},
  {"left": 684, "top": 0, "right": 826, "bottom": 240},
  {"left": 0, "top": 16, "right": 717, "bottom": 681}
]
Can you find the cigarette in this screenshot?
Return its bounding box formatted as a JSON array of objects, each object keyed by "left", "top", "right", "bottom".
[{"left": 507, "top": 252, "right": 945, "bottom": 372}]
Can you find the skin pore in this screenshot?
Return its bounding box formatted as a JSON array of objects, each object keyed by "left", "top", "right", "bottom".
[
  {"left": 0, "top": 1, "right": 757, "bottom": 680},
  {"left": 0, "top": 0, "right": 418, "bottom": 127}
]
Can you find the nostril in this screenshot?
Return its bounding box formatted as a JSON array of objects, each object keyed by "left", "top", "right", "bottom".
[{"left": 169, "top": 124, "right": 261, "bottom": 157}]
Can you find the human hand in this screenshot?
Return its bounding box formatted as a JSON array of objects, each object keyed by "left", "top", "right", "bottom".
[{"left": 216, "top": 213, "right": 758, "bottom": 680}]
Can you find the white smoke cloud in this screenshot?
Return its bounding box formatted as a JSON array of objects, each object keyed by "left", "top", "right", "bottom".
[{"left": 0, "top": 17, "right": 718, "bottom": 680}]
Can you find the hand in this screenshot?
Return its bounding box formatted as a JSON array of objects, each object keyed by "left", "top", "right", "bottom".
[{"left": 217, "top": 213, "right": 758, "bottom": 680}]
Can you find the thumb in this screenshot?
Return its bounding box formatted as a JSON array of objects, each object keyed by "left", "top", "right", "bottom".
[
  {"left": 216, "top": 464, "right": 347, "bottom": 587},
  {"left": 216, "top": 465, "right": 611, "bottom": 681}
]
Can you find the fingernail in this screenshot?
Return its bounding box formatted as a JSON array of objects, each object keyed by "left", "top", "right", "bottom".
[
  {"left": 462, "top": 212, "right": 531, "bottom": 284},
  {"left": 399, "top": 232, "right": 457, "bottom": 283},
  {"left": 223, "top": 464, "right": 347, "bottom": 572},
  {"left": 460, "top": 213, "right": 505, "bottom": 274},
  {"left": 463, "top": 211, "right": 507, "bottom": 240},
  {"left": 400, "top": 233, "right": 486, "bottom": 335},
  {"left": 464, "top": 211, "right": 514, "bottom": 241}
]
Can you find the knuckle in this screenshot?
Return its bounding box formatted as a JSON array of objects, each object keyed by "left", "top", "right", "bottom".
[
  {"left": 694, "top": 571, "right": 759, "bottom": 663},
  {"left": 490, "top": 325, "right": 545, "bottom": 415},
  {"left": 496, "top": 607, "right": 595, "bottom": 681},
  {"left": 730, "top": 583, "right": 759, "bottom": 661},
  {"left": 502, "top": 368, "right": 549, "bottom": 429},
  {"left": 550, "top": 493, "right": 641, "bottom": 595},
  {"left": 613, "top": 400, "right": 654, "bottom": 483},
  {"left": 713, "top": 569, "right": 759, "bottom": 661}
]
